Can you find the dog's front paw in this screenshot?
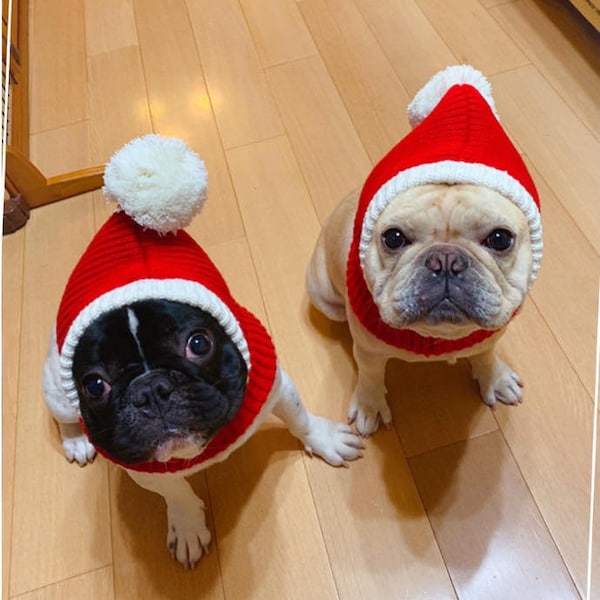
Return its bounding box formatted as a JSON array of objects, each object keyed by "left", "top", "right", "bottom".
[
  {"left": 347, "top": 392, "right": 392, "bottom": 437},
  {"left": 59, "top": 422, "right": 96, "bottom": 466},
  {"left": 167, "top": 499, "right": 212, "bottom": 569},
  {"left": 303, "top": 415, "right": 365, "bottom": 467},
  {"left": 471, "top": 356, "right": 523, "bottom": 408}
]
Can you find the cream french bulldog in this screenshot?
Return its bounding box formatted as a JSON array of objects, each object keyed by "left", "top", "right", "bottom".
[
  {"left": 43, "top": 135, "right": 363, "bottom": 568},
  {"left": 306, "top": 66, "right": 542, "bottom": 436}
]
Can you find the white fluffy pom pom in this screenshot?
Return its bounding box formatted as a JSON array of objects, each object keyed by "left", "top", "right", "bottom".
[
  {"left": 407, "top": 65, "right": 498, "bottom": 129},
  {"left": 102, "top": 134, "right": 207, "bottom": 235}
]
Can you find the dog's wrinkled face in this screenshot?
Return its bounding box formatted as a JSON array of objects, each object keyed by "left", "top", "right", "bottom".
[
  {"left": 363, "top": 184, "right": 532, "bottom": 338},
  {"left": 72, "top": 300, "right": 247, "bottom": 465}
]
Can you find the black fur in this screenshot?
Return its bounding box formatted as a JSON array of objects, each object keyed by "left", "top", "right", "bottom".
[{"left": 72, "top": 300, "right": 247, "bottom": 465}]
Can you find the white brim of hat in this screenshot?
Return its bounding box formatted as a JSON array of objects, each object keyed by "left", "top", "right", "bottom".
[
  {"left": 358, "top": 160, "right": 543, "bottom": 287},
  {"left": 59, "top": 278, "right": 250, "bottom": 407}
]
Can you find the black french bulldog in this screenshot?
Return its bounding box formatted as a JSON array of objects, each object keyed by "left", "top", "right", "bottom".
[{"left": 46, "top": 298, "right": 363, "bottom": 567}]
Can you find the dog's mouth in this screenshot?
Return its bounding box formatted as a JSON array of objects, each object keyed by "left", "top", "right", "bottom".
[
  {"left": 153, "top": 433, "right": 211, "bottom": 463},
  {"left": 422, "top": 297, "right": 471, "bottom": 325}
]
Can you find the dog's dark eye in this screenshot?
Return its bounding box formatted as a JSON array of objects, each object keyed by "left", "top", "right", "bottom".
[
  {"left": 483, "top": 229, "right": 514, "bottom": 252},
  {"left": 81, "top": 374, "right": 110, "bottom": 401},
  {"left": 186, "top": 330, "right": 214, "bottom": 361},
  {"left": 382, "top": 228, "right": 410, "bottom": 251}
]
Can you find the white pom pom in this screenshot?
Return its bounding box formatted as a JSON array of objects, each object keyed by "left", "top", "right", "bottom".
[
  {"left": 102, "top": 134, "right": 207, "bottom": 234},
  {"left": 407, "top": 65, "right": 498, "bottom": 129}
]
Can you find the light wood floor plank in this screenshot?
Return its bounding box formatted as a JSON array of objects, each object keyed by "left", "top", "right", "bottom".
[
  {"left": 226, "top": 136, "right": 321, "bottom": 312},
  {"left": 86, "top": 45, "right": 153, "bottom": 223},
  {"left": 298, "top": 0, "right": 412, "bottom": 163},
  {"left": 240, "top": 0, "right": 317, "bottom": 68},
  {"left": 306, "top": 431, "right": 458, "bottom": 600},
  {"left": 11, "top": 567, "right": 114, "bottom": 600},
  {"left": 29, "top": 0, "right": 89, "bottom": 133},
  {"left": 185, "top": 0, "right": 283, "bottom": 149},
  {"left": 2, "top": 228, "right": 24, "bottom": 600},
  {"left": 207, "top": 428, "right": 340, "bottom": 600},
  {"left": 526, "top": 159, "right": 599, "bottom": 396},
  {"left": 410, "top": 431, "right": 580, "bottom": 599},
  {"left": 30, "top": 122, "right": 98, "bottom": 177},
  {"left": 353, "top": 0, "right": 456, "bottom": 96},
  {"left": 265, "top": 57, "right": 371, "bottom": 222},
  {"left": 226, "top": 135, "right": 336, "bottom": 393},
  {"left": 495, "top": 299, "right": 596, "bottom": 595},
  {"left": 387, "top": 359, "right": 498, "bottom": 458},
  {"left": 84, "top": 0, "right": 138, "bottom": 57},
  {"left": 226, "top": 136, "right": 456, "bottom": 598},
  {"left": 415, "top": 0, "right": 529, "bottom": 75},
  {"left": 478, "top": 0, "right": 517, "bottom": 8},
  {"left": 87, "top": 46, "right": 152, "bottom": 163},
  {"left": 491, "top": 65, "right": 600, "bottom": 255},
  {"left": 490, "top": 0, "right": 600, "bottom": 140},
  {"left": 133, "top": 0, "right": 245, "bottom": 246}
]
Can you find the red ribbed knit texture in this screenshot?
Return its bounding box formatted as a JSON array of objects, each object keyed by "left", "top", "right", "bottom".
[
  {"left": 60, "top": 211, "right": 277, "bottom": 473},
  {"left": 57, "top": 211, "right": 237, "bottom": 350},
  {"left": 346, "top": 84, "right": 536, "bottom": 356}
]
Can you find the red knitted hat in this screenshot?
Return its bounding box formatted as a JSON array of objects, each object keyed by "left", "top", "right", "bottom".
[
  {"left": 346, "top": 65, "right": 543, "bottom": 356},
  {"left": 54, "top": 135, "right": 277, "bottom": 473}
]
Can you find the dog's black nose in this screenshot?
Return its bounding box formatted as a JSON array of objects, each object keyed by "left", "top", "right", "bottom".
[
  {"left": 132, "top": 373, "right": 174, "bottom": 408},
  {"left": 425, "top": 249, "right": 469, "bottom": 275}
]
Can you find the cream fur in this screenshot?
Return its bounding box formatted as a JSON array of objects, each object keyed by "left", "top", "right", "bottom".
[{"left": 306, "top": 184, "right": 532, "bottom": 435}]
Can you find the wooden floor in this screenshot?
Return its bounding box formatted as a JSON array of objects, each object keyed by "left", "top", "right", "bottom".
[{"left": 3, "top": 0, "right": 600, "bottom": 598}]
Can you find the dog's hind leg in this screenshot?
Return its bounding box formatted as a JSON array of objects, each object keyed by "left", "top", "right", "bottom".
[{"left": 305, "top": 233, "right": 347, "bottom": 322}]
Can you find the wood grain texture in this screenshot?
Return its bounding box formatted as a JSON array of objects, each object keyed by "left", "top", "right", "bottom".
[
  {"left": 2, "top": 229, "right": 24, "bottom": 600},
  {"left": 489, "top": 0, "right": 600, "bottom": 140},
  {"left": 185, "top": 0, "right": 283, "bottom": 149},
  {"left": 415, "top": 0, "right": 529, "bottom": 74},
  {"left": 84, "top": 0, "right": 137, "bottom": 56},
  {"left": 410, "top": 431, "right": 580, "bottom": 599},
  {"left": 12, "top": 567, "right": 114, "bottom": 600},
  {"left": 352, "top": 0, "right": 455, "bottom": 96},
  {"left": 494, "top": 299, "right": 597, "bottom": 594},
  {"left": 29, "top": 0, "right": 89, "bottom": 133},
  {"left": 265, "top": 57, "right": 371, "bottom": 222},
  {"left": 240, "top": 0, "right": 317, "bottom": 67},
  {"left": 298, "top": 0, "right": 412, "bottom": 163}
]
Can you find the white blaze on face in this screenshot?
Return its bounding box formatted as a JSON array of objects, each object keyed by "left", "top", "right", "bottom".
[{"left": 127, "top": 307, "right": 150, "bottom": 372}]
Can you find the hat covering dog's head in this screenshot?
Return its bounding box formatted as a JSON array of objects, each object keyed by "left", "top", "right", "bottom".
[
  {"left": 54, "top": 134, "right": 277, "bottom": 472},
  {"left": 346, "top": 65, "right": 543, "bottom": 356}
]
